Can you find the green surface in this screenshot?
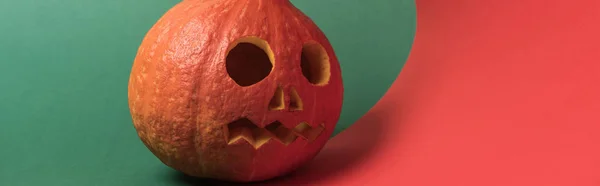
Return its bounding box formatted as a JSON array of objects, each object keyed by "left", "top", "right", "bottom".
[{"left": 0, "top": 0, "right": 415, "bottom": 185}]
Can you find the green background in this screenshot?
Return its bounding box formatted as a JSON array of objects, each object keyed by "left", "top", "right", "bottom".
[{"left": 0, "top": 0, "right": 415, "bottom": 185}]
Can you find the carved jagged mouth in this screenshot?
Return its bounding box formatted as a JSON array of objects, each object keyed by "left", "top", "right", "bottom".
[{"left": 226, "top": 118, "right": 325, "bottom": 149}]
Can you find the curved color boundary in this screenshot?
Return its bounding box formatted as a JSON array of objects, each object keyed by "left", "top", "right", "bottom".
[
  {"left": 263, "top": 0, "right": 600, "bottom": 185},
  {"left": 291, "top": 0, "right": 417, "bottom": 136}
]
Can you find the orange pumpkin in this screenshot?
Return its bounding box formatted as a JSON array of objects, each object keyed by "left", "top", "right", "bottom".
[{"left": 127, "top": 0, "right": 343, "bottom": 182}]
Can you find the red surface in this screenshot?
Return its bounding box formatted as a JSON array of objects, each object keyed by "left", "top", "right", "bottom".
[{"left": 266, "top": 0, "right": 600, "bottom": 185}]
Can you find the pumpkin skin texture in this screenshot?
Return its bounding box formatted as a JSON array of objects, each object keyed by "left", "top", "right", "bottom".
[{"left": 127, "top": 0, "right": 343, "bottom": 183}]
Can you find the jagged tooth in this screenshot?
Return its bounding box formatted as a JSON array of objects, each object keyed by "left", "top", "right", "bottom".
[
  {"left": 228, "top": 135, "right": 275, "bottom": 149},
  {"left": 278, "top": 126, "right": 297, "bottom": 144},
  {"left": 304, "top": 124, "right": 324, "bottom": 142},
  {"left": 273, "top": 125, "right": 297, "bottom": 145},
  {"left": 293, "top": 122, "right": 325, "bottom": 142},
  {"left": 228, "top": 136, "right": 252, "bottom": 145},
  {"left": 264, "top": 121, "right": 297, "bottom": 145},
  {"left": 227, "top": 119, "right": 325, "bottom": 149},
  {"left": 228, "top": 127, "right": 255, "bottom": 145},
  {"left": 252, "top": 127, "right": 274, "bottom": 148}
]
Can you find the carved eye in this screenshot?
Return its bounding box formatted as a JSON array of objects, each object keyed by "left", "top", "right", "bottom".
[
  {"left": 226, "top": 37, "right": 274, "bottom": 87},
  {"left": 300, "top": 42, "right": 330, "bottom": 86}
]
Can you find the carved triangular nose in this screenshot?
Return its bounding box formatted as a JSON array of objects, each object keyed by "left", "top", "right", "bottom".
[
  {"left": 268, "top": 86, "right": 303, "bottom": 111},
  {"left": 289, "top": 87, "right": 303, "bottom": 111},
  {"left": 268, "top": 86, "right": 285, "bottom": 111}
]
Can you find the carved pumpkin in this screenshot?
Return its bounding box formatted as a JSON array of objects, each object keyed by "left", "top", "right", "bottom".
[{"left": 127, "top": 0, "right": 343, "bottom": 182}]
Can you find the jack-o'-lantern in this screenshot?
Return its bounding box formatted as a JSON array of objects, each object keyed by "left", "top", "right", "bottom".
[{"left": 127, "top": 0, "right": 343, "bottom": 182}]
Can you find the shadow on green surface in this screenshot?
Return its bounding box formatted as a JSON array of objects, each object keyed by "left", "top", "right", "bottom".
[{"left": 170, "top": 171, "right": 248, "bottom": 186}]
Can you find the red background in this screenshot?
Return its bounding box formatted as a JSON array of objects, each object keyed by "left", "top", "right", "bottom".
[{"left": 268, "top": 0, "right": 600, "bottom": 185}]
